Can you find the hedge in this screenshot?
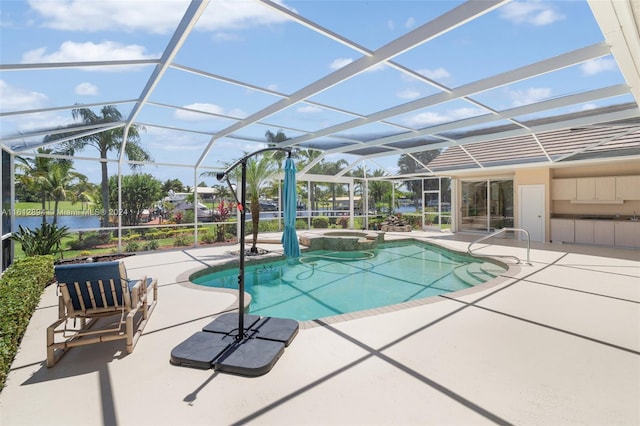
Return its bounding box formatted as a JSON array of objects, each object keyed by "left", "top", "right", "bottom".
[{"left": 0, "top": 255, "right": 54, "bottom": 391}]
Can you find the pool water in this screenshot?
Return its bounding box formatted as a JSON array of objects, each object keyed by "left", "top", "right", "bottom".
[{"left": 192, "top": 241, "right": 503, "bottom": 321}]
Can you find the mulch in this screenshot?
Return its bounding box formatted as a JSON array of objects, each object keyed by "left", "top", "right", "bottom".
[{"left": 55, "top": 253, "right": 135, "bottom": 265}]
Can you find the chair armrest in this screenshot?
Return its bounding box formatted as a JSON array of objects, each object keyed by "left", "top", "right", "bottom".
[{"left": 128, "top": 275, "right": 148, "bottom": 307}]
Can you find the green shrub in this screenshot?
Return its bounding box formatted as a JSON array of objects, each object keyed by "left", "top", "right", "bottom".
[
  {"left": 312, "top": 216, "right": 329, "bottom": 228},
  {"left": 0, "top": 255, "right": 54, "bottom": 391},
  {"left": 403, "top": 213, "right": 422, "bottom": 229},
  {"left": 424, "top": 213, "right": 439, "bottom": 226},
  {"left": 122, "top": 233, "right": 141, "bottom": 242},
  {"left": 200, "top": 230, "right": 216, "bottom": 244},
  {"left": 258, "top": 220, "right": 279, "bottom": 232},
  {"left": 143, "top": 240, "right": 159, "bottom": 251},
  {"left": 295, "top": 219, "right": 308, "bottom": 230},
  {"left": 174, "top": 234, "right": 191, "bottom": 247},
  {"left": 10, "top": 224, "right": 69, "bottom": 257},
  {"left": 67, "top": 231, "right": 112, "bottom": 250},
  {"left": 125, "top": 241, "right": 140, "bottom": 252}
]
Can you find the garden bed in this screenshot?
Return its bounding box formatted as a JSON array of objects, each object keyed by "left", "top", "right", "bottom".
[{"left": 55, "top": 253, "right": 135, "bottom": 265}]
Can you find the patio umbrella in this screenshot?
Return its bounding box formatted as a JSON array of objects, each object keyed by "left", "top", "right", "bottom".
[{"left": 281, "top": 155, "right": 301, "bottom": 258}]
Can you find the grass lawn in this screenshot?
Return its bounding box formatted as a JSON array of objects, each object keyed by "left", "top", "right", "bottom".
[{"left": 12, "top": 201, "right": 96, "bottom": 216}]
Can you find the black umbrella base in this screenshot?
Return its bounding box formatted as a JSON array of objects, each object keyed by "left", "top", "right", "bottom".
[{"left": 170, "top": 313, "right": 299, "bottom": 376}]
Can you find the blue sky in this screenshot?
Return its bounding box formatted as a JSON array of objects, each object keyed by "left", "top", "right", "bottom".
[{"left": 0, "top": 0, "right": 630, "bottom": 186}]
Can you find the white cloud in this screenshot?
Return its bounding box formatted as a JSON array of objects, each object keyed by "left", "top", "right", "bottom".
[
  {"left": 197, "top": 0, "right": 293, "bottom": 32},
  {"left": 509, "top": 87, "right": 552, "bottom": 107},
  {"left": 387, "top": 20, "right": 395, "bottom": 31},
  {"left": 0, "top": 80, "right": 49, "bottom": 111},
  {"left": 402, "top": 107, "right": 483, "bottom": 127},
  {"left": 75, "top": 82, "right": 98, "bottom": 96},
  {"left": 21, "top": 41, "right": 158, "bottom": 69},
  {"left": 175, "top": 103, "right": 246, "bottom": 121},
  {"left": 266, "top": 83, "right": 279, "bottom": 92},
  {"left": 404, "top": 17, "right": 416, "bottom": 29},
  {"left": 580, "top": 103, "right": 597, "bottom": 111},
  {"left": 297, "top": 105, "right": 322, "bottom": 114},
  {"left": 329, "top": 57, "right": 353, "bottom": 70},
  {"left": 212, "top": 32, "right": 241, "bottom": 43},
  {"left": 581, "top": 57, "right": 616, "bottom": 76},
  {"left": 28, "top": 0, "right": 293, "bottom": 34},
  {"left": 396, "top": 88, "right": 421, "bottom": 100},
  {"left": 499, "top": 1, "right": 564, "bottom": 26},
  {"left": 418, "top": 67, "right": 451, "bottom": 80},
  {"left": 146, "top": 127, "right": 207, "bottom": 152}
]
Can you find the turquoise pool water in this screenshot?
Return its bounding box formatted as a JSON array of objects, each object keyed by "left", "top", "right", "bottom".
[{"left": 192, "top": 241, "right": 502, "bottom": 321}]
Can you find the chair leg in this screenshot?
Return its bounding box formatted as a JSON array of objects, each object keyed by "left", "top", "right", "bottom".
[
  {"left": 46, "top": 318, "right": 67, "bottom": 368},
  {"left": 125, "top": 312, "right": 134, "bottom": 353}
]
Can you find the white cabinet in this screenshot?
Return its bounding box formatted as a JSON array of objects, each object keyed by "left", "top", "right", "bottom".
[
  {"left": 575, "top": 177, "right": 616, "bottom": 202},
  {"left": 553, "top": 175, "right": 639, "bottom": 202},
  {"left": 575, "top": 220, "right": 615, "bottom": 245},
  {"left": 594, "top": 221, "right": 615, "bottom": 246},
  {"left": 614, "top": 221, "right": 640, "bottom": 248},
  {"left": 574, "top": 220, "right": 594, "bottom": 244},
  {"left": 552, "top": 179, "right": 576, "bottom": 200},
  {"left": 551, "top": 219, "right": 574, "bottom": 243},
  {"left": 615, "top": 176, "right": 640, "bottom": 200}
]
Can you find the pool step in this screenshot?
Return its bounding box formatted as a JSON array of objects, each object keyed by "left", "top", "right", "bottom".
[
  {"left": 453, "top": 265, "right": 483, "bottom": 286},
  {"left": 453, "top": 263, "right": 498, "bottom": 286},
  {"left": 479, "top": 262, "right": 506, "bottom": 277}
]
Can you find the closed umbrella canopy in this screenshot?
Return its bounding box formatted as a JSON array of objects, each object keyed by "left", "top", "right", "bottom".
[{"left": 281, "top": 157, "right": 300, "bottom": 258}]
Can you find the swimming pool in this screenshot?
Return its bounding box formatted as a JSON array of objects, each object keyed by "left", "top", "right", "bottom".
[{"left": 191, "top": 241, "right": 506, "bottom": 321}]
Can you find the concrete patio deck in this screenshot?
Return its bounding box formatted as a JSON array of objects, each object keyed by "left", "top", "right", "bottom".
[{"left": 1, "top": 230, "right": 639, "bottom": 425}]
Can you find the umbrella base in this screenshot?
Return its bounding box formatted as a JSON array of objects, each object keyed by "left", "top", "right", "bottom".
[{"left": 170, "top": 313, "right": 299, "bottom": 376}]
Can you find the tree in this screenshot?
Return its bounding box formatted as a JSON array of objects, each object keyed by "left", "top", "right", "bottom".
[
  {"left": 69, "top": 177, "right": 99, "bottom": 211},
  {"left": 60, "top": 106, "right": 151, "bottom": 227},
  {"left": 162, "top": 178, "right": 184, "bottom": 194},
  {"left": 367, "top": 169, "right": 392, "bottom": 214},
  {"left": 15, "top": 149, "right": 55, "bottom": 225},
  {"left": 108, "top": 174, "right": 162, "bottom": 226},
  {"left": 44, "top": 161, "right": 87, "bottom": 225},
  {"left": 321, "top": 159, "right": 348, "bottom": 210},
  {"left": 398, "top": 149, "right": 441, "bottom": 199},
  {"left": 15, "top": 148, "right": 84, "bottom": 225},
  {"left": 245, "top": 154, "right": 279, "bottom": 253}
]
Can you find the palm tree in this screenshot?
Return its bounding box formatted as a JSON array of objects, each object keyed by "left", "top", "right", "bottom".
[
  {"left": 367, "top": 169, "right": 392, "bottom": 214},
  {"left": 69, "top": 177, "right": 98, "bottom": 211},
  {"left": 321, "top": 159, "right": 348, "bottom": 210},
  {"left": 60, "top": 106, "right": 151, "bottom": 227},
  {"left": 15, "top": 149, "right": 87, "bottom": 225},
  {"left": 45, "top": 161, "right": 87, "bottom": 225},
  {"left": 15, "top": 150, "right": 54, "bottom": 225},
  {"left": 245, "top": 153, "right": 279, "bottom": 253}
]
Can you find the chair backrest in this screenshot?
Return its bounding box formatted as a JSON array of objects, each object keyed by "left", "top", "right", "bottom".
[{"left": 55, "top": 261, "right": 129, "bottom": 313}]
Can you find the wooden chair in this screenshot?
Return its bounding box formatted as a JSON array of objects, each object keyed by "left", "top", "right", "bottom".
[{"left": 47, "top": 261, "right": 158, "bottom": 367}]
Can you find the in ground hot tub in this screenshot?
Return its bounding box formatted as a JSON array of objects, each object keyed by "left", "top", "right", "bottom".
[{"left": 299, "top": 230, "right": 384, "bottom": 251}]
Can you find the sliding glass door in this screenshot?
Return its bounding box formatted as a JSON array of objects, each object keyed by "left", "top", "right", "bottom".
[{"left": 460, "top": 179, "right": 513, "bottom": 232}]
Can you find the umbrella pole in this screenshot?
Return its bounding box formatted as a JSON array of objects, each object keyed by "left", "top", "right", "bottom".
[
  {"left": 237, "top": 160, "right": 247, "bottom": 339},
  {"left": 215, "top": 146, "right": 292, "bottom": 340}
]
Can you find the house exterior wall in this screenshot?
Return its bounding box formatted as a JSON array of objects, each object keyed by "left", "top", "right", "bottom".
[{"left": 447, "top": 158, "right": 640, "bottom": 242}]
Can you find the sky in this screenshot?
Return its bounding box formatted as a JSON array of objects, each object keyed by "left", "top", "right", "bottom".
[{"left": 0, "top": 0, "right": 631, "bottom": 187}]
